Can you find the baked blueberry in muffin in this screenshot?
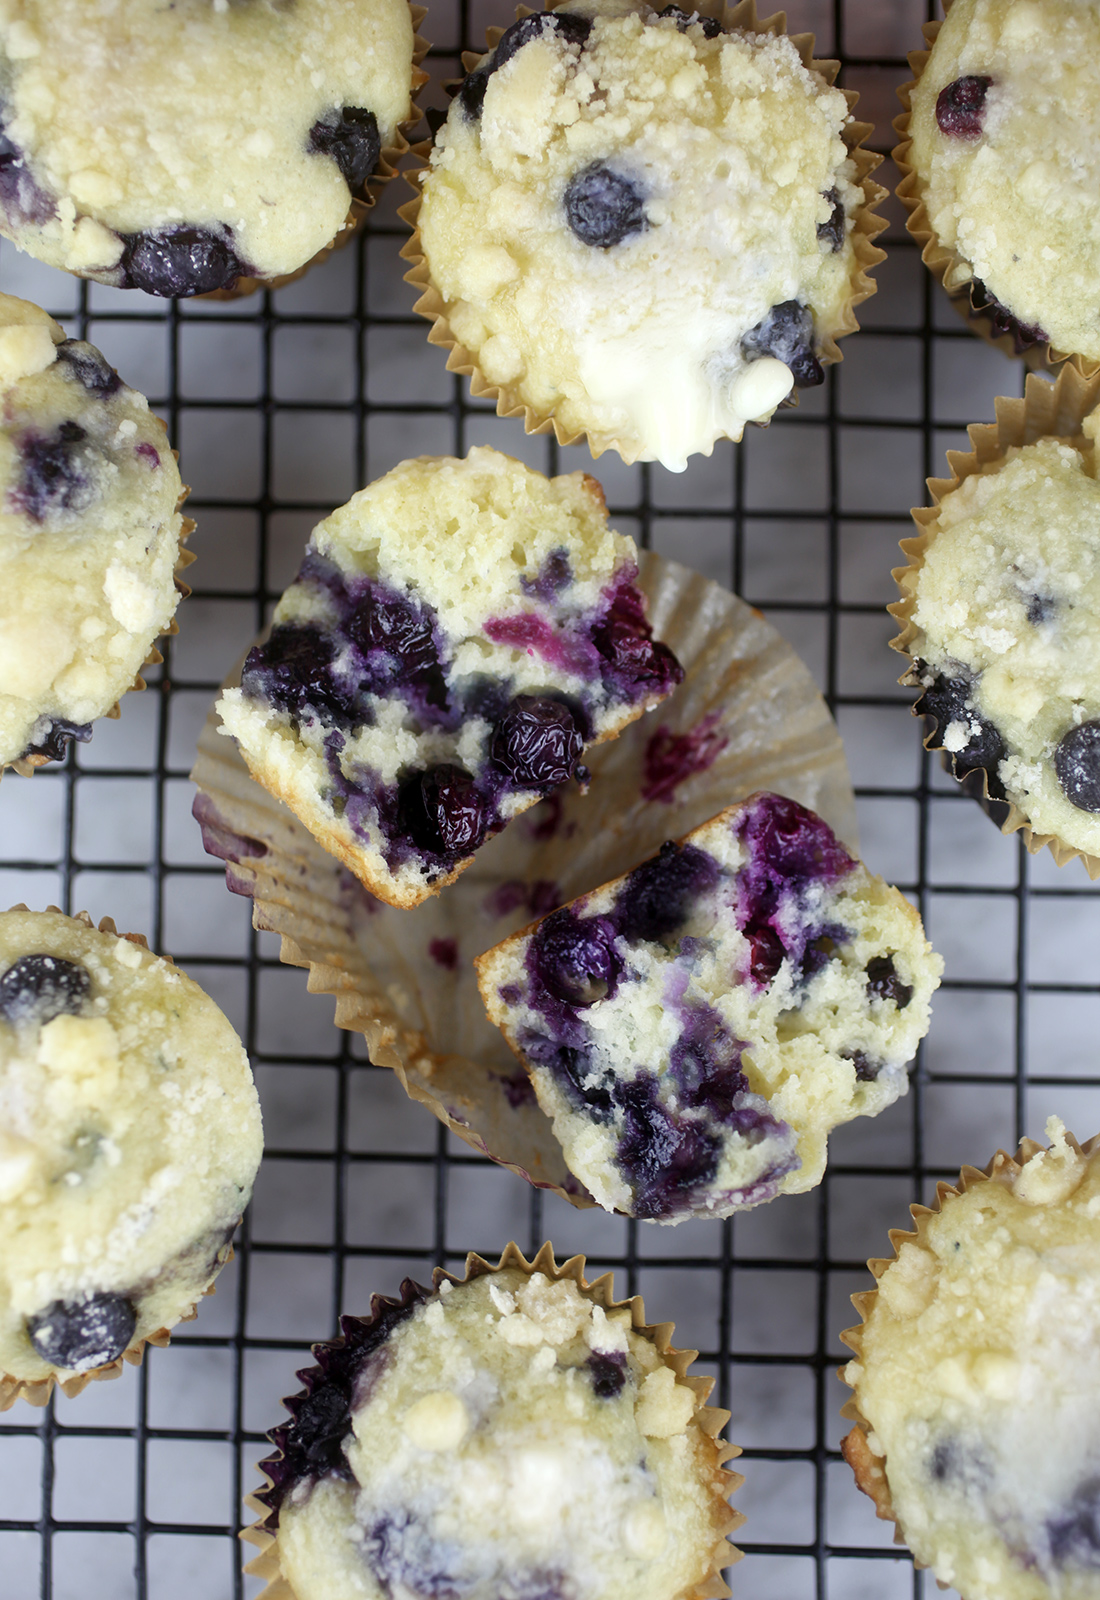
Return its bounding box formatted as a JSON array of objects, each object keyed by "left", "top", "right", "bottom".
[
  {"left": 248, "top": 1251, "right": 738, "bottom": 1600},
  {"left": 895, "top": 401, "right": 1100, "bottom": 864},
  {"left": 476, "top": 793, "right": 941, "bottom": 1223},
  {"left": 902, "top": 0, "right": 1100, "bottom": 362},
  {"left": 0, "top": 0, "right": 417, "bottom": 295},
  {"left": 217, "top": 448, "right": 682, "bottom": 909},
  {"left": 842, "top": 1119, "right": 1100, "bottom": 1600},
  {"left": 0, "top": 292, "right": 188, "bottom": 771},
  {"left": 0, "top": 908, "right": 263, "bottom": 1405},
  {"left": 409, "top": 0, "right": 881, "bottom": 470}
]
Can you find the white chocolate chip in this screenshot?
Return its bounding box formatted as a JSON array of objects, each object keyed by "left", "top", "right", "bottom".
[{"left": 401, "top": 1391, "right": 469, "bottom": 1452}]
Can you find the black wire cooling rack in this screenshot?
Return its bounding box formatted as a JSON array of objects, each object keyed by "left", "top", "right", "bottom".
[{"left": 2, "top": 1, "right": 1099, "bottom": 1596}]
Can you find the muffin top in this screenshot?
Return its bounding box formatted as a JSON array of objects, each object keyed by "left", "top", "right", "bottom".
[
  {"left": 0, "top": 0, "right": 416, "bottom": 294},
  {"left": 0, "top": 292, "right": 186, "bottom": 768},
  {"left": 0, "top": 908, "right": 262, "bottom": 1385},
  {"left": 417, "top": 0, "right": 862, "bottom": 470},
  {"left": 264, "top": 1267, "right": 732, "bottom": 1600},
  {"left": 907, "top": 410, "right": 1100, "bottom": 859},
  {"left": 844, "top": 1121, "right": 1100, "bottom": 1600},
  {"left": 907, "top": 0, "right": 1100, "bottom": 360}
]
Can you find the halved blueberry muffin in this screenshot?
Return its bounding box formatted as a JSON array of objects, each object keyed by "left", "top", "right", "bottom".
[
  {"left": 476, "top": 792, "right": 941, "bottom": 1223},
  {"left": 898, "top": 0, "right": 1100, "bottom": 365},
  {"left": 0, "top": 292, "right": 189, "bottom": 771},
  {"left": 246, "top": 1246, "right": 740, "bottom": 1600},
  {"left": 217, "top": 447, "right": 682, "bottom": 910},
  {"left": 404, "top": 0, "right": 884, "bottom": 471},
  {"left": 0, "top": 0, "right": 418, "bottom": 296},
  {"left": 842, "top": 1119, "right": 1100, "bottom": 1600},
  {"left": 0, "top": 907, "right": 263, "bottom": 1408}
]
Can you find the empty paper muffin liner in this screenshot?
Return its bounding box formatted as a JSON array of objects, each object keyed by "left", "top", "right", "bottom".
[
  {"left": 242, "top": 1239, "right": 743, "bottom": 1600},
  {"left": 893, "top": 4, "right": 1099, "bottom": 378},
  {"left": 198, "top": 5, "right": 430, "bottom": 301},
  {"left": 4, "top": 459, "right": 196, "bottom": 778},
  {"left": 397, "top": 0, "right": 888, "bottom": 465},
  {"left": 191, "top": 550, "right": 857, "bottom": 1209},
  {"left": 890, "top": 360, "right": 1100, "bottom": 878},
  {"left": 0, "top": 908, "right": 236, "bottom": 1412},
  {"left": 838, "top": 1126, "right": 1100, "bottom": 1557}
]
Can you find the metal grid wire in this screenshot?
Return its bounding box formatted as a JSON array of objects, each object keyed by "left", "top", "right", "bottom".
[{"left": 2, "top": 0, "right": 1100, "bottom": 1594}]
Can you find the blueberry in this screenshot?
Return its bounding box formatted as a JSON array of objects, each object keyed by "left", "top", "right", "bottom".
[
  {"left": 0, "top": 954, "right": 91, "bottom": 1027},
  {"left": 615, "top": 1074, "right": 720, "bottom": 1220},
  {"left": 27, "top": 1292, "right": 136, "bottom": 1371},
  {"left": 615, "top": 840, "right": 719, "bottom": 943},
  {"left": 928, "top": 1437, "right": 961, "bottom": 1483},
  {"left": 120, "top": 228, "right": 244, "bottom": 298},
  {"left": 660, "top": 4, "right": 722, "bottom": 35},
  {"left": 458, "top": 66, "right": 492, "bottom": 119},
  {"left": 56, "top": 339, "right": 122, "bottom": 398},
  {"left": 15, "top": 421, "right": 93, "bottom": 522},
  {"left": 586, "top": 1350, "right": 627, "bottom": 1398},
  {"left": 915, "top": 670, "right": 1007, "bottom": 785},
  {"left": 743, "top": 917, "right": 785, "bottom": 988},
  {"left": 459, "top": 11, "right": 591, "bottom": 120},
  {"left": 865, "top": 954, "right": 912, "bottom": 1008},
  {"left": 817, "top": 186, "right": 845, "bottom": 251},
  {"left": 21, "top": 717, "right": 92, "bottom": 762},
  {"left": 564, "top": 162, "right": 647, "bottom": 248},
  {"left": 309, "top": 107, "right": 381, "bottom": 190},
  {"left": 524, "top": 1035, "right": 615, "bottom": 1119},
  {"left": 397, "top": 764, "right": 487, "bottom": 861},
  {"left": 592, "top": 587, "right": 683, "bottom": 699},
  {"left": 971, "top": 277, "right": 1048, "bottom": 353},
  {"left": 741, "top": 300, "right": 824, "bottom": 388},
  {"left": 1048, "top": 1480, "right": 1100, "bottom": 1570},
  {"left": 491, "top": 695, "right": 584, "bottom": 790},
  {"left": 0, "top": 120, "right": 53, "bottom": 224},
  {"left": 242, "top": 625, "right": 360, "bottom": 728},
  {"left": 347, "top": 587, "right": 439, "bottom": 682},
  {"left": 935, "top": 75, "right": 992, "bottom": 139},
  {"left": 1054, "top": 721, "right": 1100, "bottom": 813},
  {"left": 365, "top": 1510, "right": 464, "bottom": 1596},
  {"left": 845, "top": 1050, "right": 882, "bottom": 1083},
  {"left": 739, "top": 792, "right": 852, "bottom": 884},
  {"left": 529, "top": 909, "right": 621, "bottom": 1006},
  {"left": 1026, "top": 592, "right": 1056, "bottom": 625},
  {"left": 520, "top": 548, "right": 572, "bottom": 601},
  {"left": 669, "top": 1006, "right": 744, "bottom": 1102}
]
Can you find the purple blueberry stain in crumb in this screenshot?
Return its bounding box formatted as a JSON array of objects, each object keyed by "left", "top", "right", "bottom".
[
  {"left": 642, "top": 712, "right": 728, "bottom": 804},
  {"left": 1026, "top": 591, "right": 1056, "bottom": 626},
  {"left": 428, "top": 937, "right": 458, "bottom": 971},
  {"left": 56, "top": 340, "right": 122, "bottom": 398},
  {"left": 0, "top": 116, "right": 55, "bottom": 224},
  {"left": 741, "top": 300, "right": 824, "bottom": 389},
  {"left": 27, "top": 1291, "right": 136, "bottom": 1370},
  {"left": 135, "top": 441, "right": 160, "bottom": 468},
  {"left": 119, "top": 226, "right": 246, "bottom": 298},
  {"left": 364, "top": 1510, "right": 467, "bottom": 1595},
  {"left": 20, "top": 716, "right": 92, "bottom": 763},
  {"left": 1054, "top": 721, "right": 1100, "bottom": 813},
  {"left": 260, "top": 1289, "right": 430, "bottom": 1519},
  {"left": 586, "top": 1349, "right": 627, "bottom": 1398},
  {"left": 520, "top": 548, "right": 572, "bottom": 601},
  {"left": 0, "top": 953, "right": 91, "bottom": 1027},
  {"left": 14, "top": 421, "right": 94, "bottom": 522},
  {"left": 935, "top": 75, "right": 992, "bottom": 139},
  {"left": 564, "top": 162, "right": 648, "bottom": 249},
  {"left": 490, "top": 694, "right": 585, "bottom": 791},
  {"left": 499, "top": 983, "right": 522, "bottom": 1005},
  {"left": 865, "top": 954, "right": 912, "bottom": 1008},
  {"left": 241, "top": 624, "right": 365, "bottom": 730},
  {"left": 484, "top": 610, "right": 599, "bottom": 677},
  {"left": 308, "top": 106, "right": 381, "bottom": 190},
  {"left": 732, "top": 795, "right": 854, "bottom": 986},
  {"left": 970, "top": 278, "right": 1048, "bottom": 353},
  {"left": 613, "top": 1073, "right": 722, "bottom": 1220},
  {"left": 1047, "top": 1480, "right": 1100, "bottom": 1570}
]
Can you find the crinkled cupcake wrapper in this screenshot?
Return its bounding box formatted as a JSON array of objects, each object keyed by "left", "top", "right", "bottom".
[
  {"left": 893, "top": 5, "right": 1100, "bottom": 379},
  {"left": 3, "top": 453, "right": 196, "bottom": 777},
  {"left": 191, "top": 550, "right": 857, "bottom": 1210},
  {"left": 397, "top": 0, "right": 888, "bottom": 465},
  {"left": 838, "top": 1127, "right": 1100, "bottom": 1561},
  {"left": 889, "top": 360, "right": 1100, "bottom": 878},
  {"left": 0, "top": 907, "right": 235, "bottom": 1412},
  {"left": 242, "top": 1240, "right": 743, "bottom": 1600}
]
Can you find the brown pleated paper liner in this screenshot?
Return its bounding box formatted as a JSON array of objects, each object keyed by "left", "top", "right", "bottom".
[
  {"left": 838, "top": 1127, "right": 1100, "bottom": 1561},
  {"left": 191, "top": 550, "right": 857, "bottom": 1210},
  {"left": 398, "top": 0, "right": 888, "bottom": 465},
  {"left": 893, "top": 3, "right": 1100, "bottom": 378},
  {"left": 889, "top": 361, "right": 1100, "bottom": 878},
  {"left": 4, "top": 456, "right": 196, "bottom": 778},
  {"left": 0, "top": 908, "right": 235, "bottom": 1412},
  {"left": 242, "top": 1240, "right": 743, "bottom": 1600}
]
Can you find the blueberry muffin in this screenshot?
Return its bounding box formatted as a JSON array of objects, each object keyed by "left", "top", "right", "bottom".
[
  {"left": 475, "top": 792, "right": 941, "bottom": 1223},
  {"left": 246, "top": 1245, "right": 740, "bottom": 1600},
  {"left": 897, "top": 0, "right": 1100, "bottom": 364},
  {"left": 217, "top": 447, "right": 683, "bottom": 910},
  {"left": 0, "top": 0, "right": 419, "bottom": 297},
  {"left": 0, "top": 907, "right": 263, "bottom": 1407},
  {"left": 405, "top": 0, "right": 883, "bottom": 472},
  {"left": 893, "top": 383, "right": 1100, "bottom": 868},
  {"left": 0, "top": 292, "right": 190, "bottom": 772},
  {"left": 841, "top": 1119, "right": 1100, "bottom": 1600}
]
